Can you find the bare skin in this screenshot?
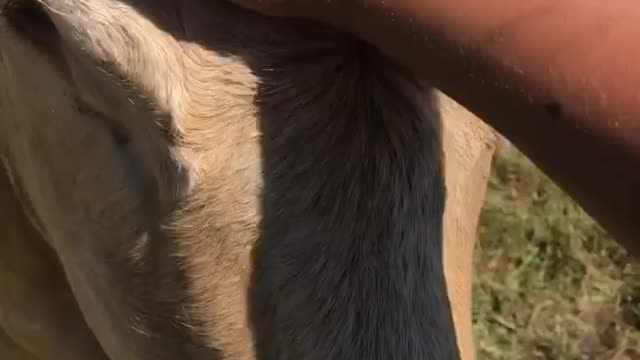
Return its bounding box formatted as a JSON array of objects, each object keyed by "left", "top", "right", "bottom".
[
  {"left": 230, "top": 0, "right": 640, "bottom": 255},
  {"left": 0, "top": 0, "right": 496, "bottom": 359}
]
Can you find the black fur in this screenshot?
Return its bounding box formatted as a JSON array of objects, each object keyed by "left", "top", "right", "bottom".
[{"left": 250, "top": 36, "right": 460, "bottom": 360}]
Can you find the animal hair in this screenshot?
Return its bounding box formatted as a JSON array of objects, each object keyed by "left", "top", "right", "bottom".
[{"left": 0, "top": 0, "right": 462, "bottom": 358}]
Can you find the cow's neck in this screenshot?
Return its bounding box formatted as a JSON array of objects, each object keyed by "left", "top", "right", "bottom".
[{"left": 166, "top": 24, "right": 461, "bottom": 359}]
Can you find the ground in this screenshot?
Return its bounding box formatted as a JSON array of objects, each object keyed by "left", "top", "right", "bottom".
[{"left": 473, "top": 144, "right": 640, "bottom": 360}]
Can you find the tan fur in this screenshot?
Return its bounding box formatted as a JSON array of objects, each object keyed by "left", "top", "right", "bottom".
[
  {"left": 0, "top": 0, "right": 497, "bottom": 359},
  {"left": 0, "top": 162, "right": 108, "bottom": 360},
  {"left": 440, "top": 93, "right": 497, "bottom": 360},
  {"left": 0, "top": 329, "right": 38, "bottom": 360}
]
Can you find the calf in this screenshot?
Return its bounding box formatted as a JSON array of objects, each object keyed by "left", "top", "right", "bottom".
[{"left": 0, "top": 0, "right": 497, "bottom": 359}]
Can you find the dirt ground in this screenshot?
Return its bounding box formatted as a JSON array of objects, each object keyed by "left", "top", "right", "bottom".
[{"left": 473, "top": 145, "right": 640, "bottom": 360}]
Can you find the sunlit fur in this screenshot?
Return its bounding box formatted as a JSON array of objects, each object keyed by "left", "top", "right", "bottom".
[{"left": 0, "top": 0, "right": 496, "bottom": 359}]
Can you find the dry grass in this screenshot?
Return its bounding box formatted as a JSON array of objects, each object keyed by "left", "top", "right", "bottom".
[{"left": 472, "top": 144, "right": 640, "bottom": 360}]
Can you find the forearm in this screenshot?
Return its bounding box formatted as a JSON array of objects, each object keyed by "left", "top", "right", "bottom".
[{"left": 330, "top": 0, "right": 640, "bottom": 254}]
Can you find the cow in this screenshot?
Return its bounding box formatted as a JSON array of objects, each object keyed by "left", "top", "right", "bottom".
[{"left": 0, "top": 0, "right": 497, "bottom": 359}]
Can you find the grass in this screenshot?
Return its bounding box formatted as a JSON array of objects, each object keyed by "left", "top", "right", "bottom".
[{"left": 472, "top": 143, "right": 640, "bottom": 360}]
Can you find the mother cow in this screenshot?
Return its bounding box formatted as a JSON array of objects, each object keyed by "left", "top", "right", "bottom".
[{"left": 0, "top": 0, "right": 496, "bottom": 359}]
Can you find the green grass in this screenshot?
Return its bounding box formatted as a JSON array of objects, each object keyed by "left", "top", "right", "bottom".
[{"left": 473, "top": 144, "right": 640, "bottom": 360}]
